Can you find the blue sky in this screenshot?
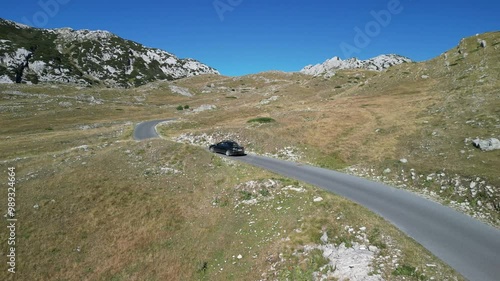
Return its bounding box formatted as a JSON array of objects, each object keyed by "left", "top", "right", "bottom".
[{"left": 1, "top": 0, "right": 499, "bottom": 76}]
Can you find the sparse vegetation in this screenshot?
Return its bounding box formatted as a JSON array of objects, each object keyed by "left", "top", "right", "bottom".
[
  {"left": 393, "top": 264, "right": 427, "bottom": 280},
  {"left": 247, "top": 117, "right": 276, "bottom": 124}
]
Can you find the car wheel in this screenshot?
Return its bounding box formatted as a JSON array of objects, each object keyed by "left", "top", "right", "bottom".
[
  {"left": 209, "top": 147, "right": 215, "bottom": 153},
  {"left": 225, "top": 150, "right": 231, "bottom": 156}
]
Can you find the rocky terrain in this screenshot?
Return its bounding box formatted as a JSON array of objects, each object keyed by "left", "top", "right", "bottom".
[
  {"left": 1, "top": 27, "right": 498, "bottom": 280},
  {"left": 301, "top": 54, "right": 412, "bottom": 77},
  {"left": 0, "top": 19, "right": 219, "bottom": 87}
]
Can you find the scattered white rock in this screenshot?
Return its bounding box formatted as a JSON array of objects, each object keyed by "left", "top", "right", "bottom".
[
  {"left": 282, "top": 186, "right": 306, "bottom": 193},
  {"left": 241, "top": 199, "right": 258, "bottom": 205},
  {"left": 321, "top": 232, "right": 329, "bottom": 244},
  {"left": 260, "top": 95, "right": 279, "bottom": 105},
  {"left": 313, "top": 197, "right": 324, "bottom": 203},
  {"left": 472, "top": 138, "right": 500, "bottom": 151},
  {"left": 58, "top": 101, "right": 73, "bottom": 107},
  {"left": 478, "top": 39, "right": 487, "bottom": 48},
  {"left": 0, "top": 75, "right": 14, "bottom": 84},
  {"left": 72, "top": 145, "right": 90, "bottom": 151},
  {"left": 191, "top": 104, "right": 217, "bottom": 113},
  {"left": 400, "top": 158, "right": 408, "bottom": 164},
  {"left": 169, "top": 85, "right": 193, "bottom": 97},
  {"left": 304, "top": 241, "right": 382, "bottom": 281},
  {"left": 160, "top": 166, "right": 182, "bottom": 175},
  {"left": 264, "top": 146, "right": 302, "bottom": 162}
]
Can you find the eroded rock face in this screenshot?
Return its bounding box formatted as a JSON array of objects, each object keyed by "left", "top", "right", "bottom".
[
  {"left": 472, "top": 138, "right": 500, "bottom": 151},
  {"left": 300, "top": 54, "right": 412, "bottom": 77}
]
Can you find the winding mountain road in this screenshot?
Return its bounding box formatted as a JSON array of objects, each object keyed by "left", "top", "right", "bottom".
[
  {"left": 135, "top": 120, "right": 500, "bottom": 281},
  {"left": 133, "top": 119, "right": 175, "bottom": 140}
]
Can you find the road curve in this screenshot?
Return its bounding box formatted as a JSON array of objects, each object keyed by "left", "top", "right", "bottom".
[
  {"left": 135, "top": 120, "right": 500, "bottom": 281},
  {"left": 133, "top": 119, "right": 174, "bottom": 140},
  {"left": 238, "top": 154, "right": 500, "bottom": 281}
]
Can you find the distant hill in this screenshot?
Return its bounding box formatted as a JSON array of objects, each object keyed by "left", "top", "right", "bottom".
[
  {"left": 301, "top": 54, "right": 412, "bottom": 77},
  {"left": 0, "top": 18, "right": 219, "bottom": 87}
]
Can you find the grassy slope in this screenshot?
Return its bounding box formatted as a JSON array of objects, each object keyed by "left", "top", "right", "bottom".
[
  {"left": 157, "top": 32, "right": 499, "bottom": 225},
  {"left": 0, "top": 84, "right": 461, "bottom": 280}
]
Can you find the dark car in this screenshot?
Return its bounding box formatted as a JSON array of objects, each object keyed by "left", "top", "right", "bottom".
[{"left": 209, "top": 140, "right": 245, "bottom": 156}]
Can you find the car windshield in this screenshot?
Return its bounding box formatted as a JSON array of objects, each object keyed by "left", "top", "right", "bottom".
[{"left": 227, "top": 142, "right": 239, "bottom": 147}]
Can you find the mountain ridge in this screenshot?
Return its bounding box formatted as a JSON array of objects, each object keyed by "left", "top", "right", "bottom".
[
  {"left": 0, "top": 18, "right": 219, "bottom": 87},
  {"left": 301, "top": 54, "right": 413, "bottom": 77}
]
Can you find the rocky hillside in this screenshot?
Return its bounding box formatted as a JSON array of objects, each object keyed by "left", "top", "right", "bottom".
[
  {"left": 301, "top": 54, "right": 412, "bottom": 77},
  {"left": 0, "top": 19, "right": 219, "bottom": 87}
]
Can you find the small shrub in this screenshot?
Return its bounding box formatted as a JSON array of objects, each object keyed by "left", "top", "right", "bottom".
[
  {"left": 176, "top": 105, "right": 184, "bottom": 111},
  {"left": 247, "top": 117, "right": 276, "bottom": 124},
  {"left": 393, "top": 264, "right": 416, "bottom": 276},
  {"left": 368, "top": 227, "right": 387, "bottom": 249},
  {"left": 259, "top": 189, "right": 271, "bottom": 197},
  {"left": 239, "top": 191, "right": 253, "bottom": 201},
  {"left": 183, "top": 105, "right": 190, "bottom": 109},
  {"left": 392, "top": 264, "right": 426, "bottom": 280}
]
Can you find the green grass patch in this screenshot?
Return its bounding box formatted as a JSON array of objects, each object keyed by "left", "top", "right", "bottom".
[
  {"left": 247, "top": 117, "right": 276, "bottom": 124},
  {"left": 239, "top": 190, "right": 253, "bottom": 200},
  {"left": 392, "top": 264, "right": 427, "bottom": 280},
  {"left": 315, "top": 152, "right": 347, "bottom": 170}
]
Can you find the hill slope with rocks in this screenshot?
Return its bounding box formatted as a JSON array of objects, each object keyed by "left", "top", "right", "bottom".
[
  {"left": 1, "top": 31, "right": 498, "bottom": 281},
  {"left": 301, "top": 54, "right": 412, "bottom": 77},
  {"left": 0, "top": 19, "right": 219, "bottom": 87}
]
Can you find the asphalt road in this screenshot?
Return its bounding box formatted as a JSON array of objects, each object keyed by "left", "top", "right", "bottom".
[
  {"left": 135, "top": 120, "right": 500, "bottom": 281},
  {"left": 133, "top": 119, "right": 174, "bottom": 140},
  {"left": 238, "top": 154, "right": 500, "bottom": 281}
]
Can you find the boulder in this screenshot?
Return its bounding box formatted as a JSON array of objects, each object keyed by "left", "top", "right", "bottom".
[
  {"left": 472, "top": 138, "right": 500, "bottom": 151},
  {"left": 478, "top": 39, "right": 487, "bottom": 48}
]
